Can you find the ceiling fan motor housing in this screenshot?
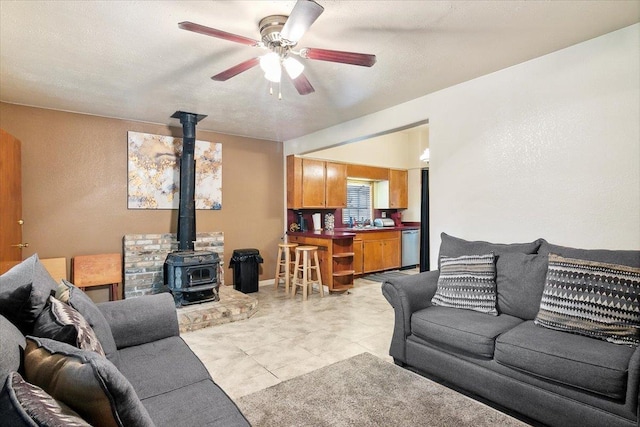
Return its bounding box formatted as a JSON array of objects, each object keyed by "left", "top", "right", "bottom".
[{"left": 259, "top": 15, "right": 293, "bottom": 52}]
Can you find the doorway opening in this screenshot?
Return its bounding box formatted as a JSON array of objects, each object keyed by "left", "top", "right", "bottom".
[{"left": 300, "top": 120, "right": 430, "bottom": 271}]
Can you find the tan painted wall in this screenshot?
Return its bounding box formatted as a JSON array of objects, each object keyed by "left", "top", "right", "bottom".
[{"left": 0, "top": 102, "right": 284, "bottom": 284}]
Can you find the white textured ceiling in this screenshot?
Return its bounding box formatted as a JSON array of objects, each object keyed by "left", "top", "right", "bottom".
[{"left": 1, "top": 1, "right": 638, "bottom": 142}]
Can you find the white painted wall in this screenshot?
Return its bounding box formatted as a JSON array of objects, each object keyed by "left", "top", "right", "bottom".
[
  {"left": 302, "top": 131, "right": 411, "bottom": 169},
  {"left": 285, "top": 24, "right": 640, "bottom": 267}
]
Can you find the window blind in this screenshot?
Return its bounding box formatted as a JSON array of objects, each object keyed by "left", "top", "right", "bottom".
[{"left": 343, "top": 181, "right": 372, "bottom": 225}]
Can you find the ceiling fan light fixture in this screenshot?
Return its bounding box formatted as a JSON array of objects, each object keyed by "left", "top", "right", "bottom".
[
  {"left": 283, "top": 57, "right": 304, "bottom": 79},
  {"left": 264, "top": 67, "right": 282, "bottom": 83},
  {"left": 260, "top": 52, "right": 282, "bottom": 82}
]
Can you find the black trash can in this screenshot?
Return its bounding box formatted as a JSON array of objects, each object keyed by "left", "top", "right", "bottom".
[{"left": 229, "top": 248, "right": 263, "bottom": 293}]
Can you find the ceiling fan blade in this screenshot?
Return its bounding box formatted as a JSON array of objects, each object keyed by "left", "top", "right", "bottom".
[
  {"left": 291, "top": 73, "right": 315, "bottom": 95},
  {"left": 300, "top": 48, "right": 377, "bottom": 67},
  {"left": 211, "top": 57, "right": 260, "bottom": 81},
  {"left": 280, "top": 0, "right": 324, "bottom": 44},
  {"left": 179, "top": 21, "right": 259, "bottom": 46}
]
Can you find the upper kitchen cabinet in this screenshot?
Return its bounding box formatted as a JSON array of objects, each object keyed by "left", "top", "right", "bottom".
[
  {"left": 374, "top": 168, "right": 408, "bottom": 209},
  {"left": 389, "top": 169, "right": 408, "bottom": 209},
  {"left": 287, "top": 155, "right": 347, "bottom": 209},
  {"left": 325, "top": 161, "right": 347, "bottom": 207},
  {"left": 346, "top": 164, "right": 389, "bottom": 181}
]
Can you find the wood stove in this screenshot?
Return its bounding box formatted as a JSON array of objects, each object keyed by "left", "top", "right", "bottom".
[{"left": 164, "top": 111, "right": 220, "bottom": 307}]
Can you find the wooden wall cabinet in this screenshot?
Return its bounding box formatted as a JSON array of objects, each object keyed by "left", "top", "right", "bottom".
[
  {"left": 346, "top": 164, "right": 389, "bottom": 181},
  {"left": 301, "top": 158, "right": 325, "bottom": 208},
  {"left": 389, "top": 169, "right": 408, "bottom": 209},
  {"left": 287, "top": 155, "right": 347, "bottom": 209},
  {"left": 325, "top": 161, "right": 347, "bottom": 208}
]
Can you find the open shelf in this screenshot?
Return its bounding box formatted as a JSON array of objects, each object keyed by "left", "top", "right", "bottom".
[
  {"left": 332, "top": 252, "right": 355, "bottom": 259},
  {"left": 332, "top": 270, "right": 355, "bottom": 277}
]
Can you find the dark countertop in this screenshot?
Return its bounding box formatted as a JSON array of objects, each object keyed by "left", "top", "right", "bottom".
[
  {"left": 334, "top": 225, "right": 420, "bottom": 233},
  {"left": 287, "top": 230, "right": 356, "bottom": 239},
  {"left": 288, "top": 225, "right": 419, "bottom": 239}
]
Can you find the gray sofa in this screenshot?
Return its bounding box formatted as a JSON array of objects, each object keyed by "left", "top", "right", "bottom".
[
  {"left": 0, "top": 254, "right": 249, "bottom": 426},
  {"left": 383, "top": 234, "right": 640, "bottom": 427}
]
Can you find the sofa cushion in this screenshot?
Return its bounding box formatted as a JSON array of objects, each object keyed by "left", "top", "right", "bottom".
[
  {"left": 140, "top": 379, "right": 250, "bottom": 427},
  {"left": 0, "top": 254, "right": 59, "bottom": 334},
  {"left": 117, "top": 336, "right": 211, "bottom": 400},
  {"left": 23, "top": 336, "right": 155, "bottom": 427},
  {"left": 534, "top": 254, "right": 640, "bottom": 346},
  {"left": 411, "top": 306, "right": 522, "bottom": 358},
  {"left": 495, "top": 321, "right": 635, "bottom": 399},
  {"left": 0, "top": 371, "right": 91, "bottom": 427},
  {"left": 0, "top": 315, "right": 26, "bottom": 391},
  {"left": 33, "top": 296, "right": 105, "bottom": 356},
  {"left": 538, "top": 240, "right": 640, "bottom": 268},
  {"left": 432, "top": 253, "right": 498, "bottom": 315},
  {"left": 496, "top": 253, "right": 548, "bottom": 319},
  {"left": 57, "top": 279, "right": 120, "bottom": 365},
  {"left": 438, "top": 232, "right": 542, "bottom": 269}
]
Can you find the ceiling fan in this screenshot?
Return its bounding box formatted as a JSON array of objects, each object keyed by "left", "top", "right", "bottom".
[{"left": 179, "top": 0, "right": 377, "bottom": 97}]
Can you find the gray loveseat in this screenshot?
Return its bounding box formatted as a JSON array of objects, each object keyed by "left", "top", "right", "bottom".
[
  {"left": 383, "top": 233, "right": 640, "bottom": 427},
  {"left": 0, "top": 254, "right": 249, "bottom": 426}
]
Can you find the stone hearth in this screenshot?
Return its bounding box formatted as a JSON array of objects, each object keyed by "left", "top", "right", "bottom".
[
  {"left": 177, "top": 285, "right": 258, "bottom": 333},
  {"left": 123, "top": 232, "right": 223, "bottom": 299}
]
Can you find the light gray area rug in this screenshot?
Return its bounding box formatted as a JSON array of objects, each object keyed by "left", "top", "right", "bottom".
[
  {"left": 236, "top": 352, "right": 528, "bottom": 427},
  {"left": 361, "top": 270, "right": 412, "bottom": 283}
]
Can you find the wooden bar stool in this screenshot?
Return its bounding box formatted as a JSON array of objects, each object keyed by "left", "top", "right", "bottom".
[
  {"left": 291, "top": 246, "right": 324, "bottom": 301},
  {"left": 274, "top": 243, "right": 298, "bottom": 293},
  {"left": 72, "top": 253, "right": 122, "bottom": 301}
]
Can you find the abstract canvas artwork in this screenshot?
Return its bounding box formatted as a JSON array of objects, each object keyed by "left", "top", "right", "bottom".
[{"left": 127, "top": 131, "right": 222, "bottom": 209}]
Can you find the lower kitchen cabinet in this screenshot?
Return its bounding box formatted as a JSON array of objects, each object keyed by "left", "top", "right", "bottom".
[
  {"left": 353, "top": 238, "right": 364, "bottom": 275},
  {"left": 358, "top": 231, "right": 401, "bottom": 274}
]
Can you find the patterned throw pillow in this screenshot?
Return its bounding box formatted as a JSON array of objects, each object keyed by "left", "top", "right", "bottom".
[
  {"left": 534, "top": 254, "right": 640, "bottom": 346},
  {"left": 0, "top": 371, "right": 91, "bottom": 427},
  {"left": 33, "top": 296, "right": 105, "bottom": 356},
  {"left": 432, "top": 253, "right": 498, "bottom": 315},
  {"left": 24, "top": 337, "right": 155, "bottom": 427},
  {"left": 55, "top": 279, "right": 120, "bottom": 366}
]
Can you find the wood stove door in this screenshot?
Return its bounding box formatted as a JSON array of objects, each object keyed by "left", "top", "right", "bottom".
[{"left": 0, "top": 129, "right": 24, "bottom": 274}]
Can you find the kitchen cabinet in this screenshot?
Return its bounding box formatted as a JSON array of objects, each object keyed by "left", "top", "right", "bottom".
[
  {"left": 287, "top": 155, "right": 347, "bottom": 209},
  {"left": 286, "top": 234, "right": 354, "bottom": 292},
  {"left": 353, "top": 237, "right": 363, "bottom": 275},
  {"left": 325, "top": 161, "right": 347, "bottom": 207},
  {"left": 357, "top": 231, "right": 401, "bottom": 274},
  {"left": 346, "top": 164, "right": 389, "bottom": 181},
  {"left": 302, "top": 158, "right": 325, "bottom": 207},
  {"left": 389, "top": 169, "right": 408, "bottom": 209},
  {"left": 373, "top": 169, "right": 408, "bottom": 209}
]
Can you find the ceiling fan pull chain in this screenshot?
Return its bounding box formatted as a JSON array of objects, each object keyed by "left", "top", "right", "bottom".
[
  {"left": 269, "top": 82, "right": 273, "bottom": 96},
  {"left": 278, "top": 81, "right": 282, "bottom": 100}
]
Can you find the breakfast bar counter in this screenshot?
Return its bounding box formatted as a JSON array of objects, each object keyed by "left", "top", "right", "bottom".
[{"left": 287, "top": 231, "right": 355, "bottom": 292}]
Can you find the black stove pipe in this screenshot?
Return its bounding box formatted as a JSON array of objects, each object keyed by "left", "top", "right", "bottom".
[{"left": 171, "top": 111, "right": 207, "bottom": 251}]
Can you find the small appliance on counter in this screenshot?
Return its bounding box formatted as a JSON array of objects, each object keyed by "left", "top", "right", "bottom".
[
  {"left": 312, "top": 213, "right": 322, "bottom": 230},
  {"left": 373, "top": 218, "right": 395, "bottom": 227},
  {"left": 297, "top": 211, "right": 308, "bottom": 232},
  {"left": 324, "top": 213, "right": 335, "bottom": 231}
]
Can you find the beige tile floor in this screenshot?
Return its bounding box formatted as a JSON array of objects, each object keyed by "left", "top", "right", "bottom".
[{"left": 182, "top": 272, "right": 416, "bottom": 399}]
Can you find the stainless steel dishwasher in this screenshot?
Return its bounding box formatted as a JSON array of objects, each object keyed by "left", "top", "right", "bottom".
[{"left": 401, "top": 229, "right": 420, "bottom": 268}]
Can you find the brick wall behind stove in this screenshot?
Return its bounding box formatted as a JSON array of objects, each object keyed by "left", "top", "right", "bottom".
[{"left": 123, "top": 232, "right": 224, "bottom": 299}]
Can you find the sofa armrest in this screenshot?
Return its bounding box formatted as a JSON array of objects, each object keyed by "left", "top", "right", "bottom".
[
  {"left": 97, "top": 293, "right": 180, "bottom": 349},
  {"left": 381, "top": 270, "right": 439, "bottom": 363}
]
